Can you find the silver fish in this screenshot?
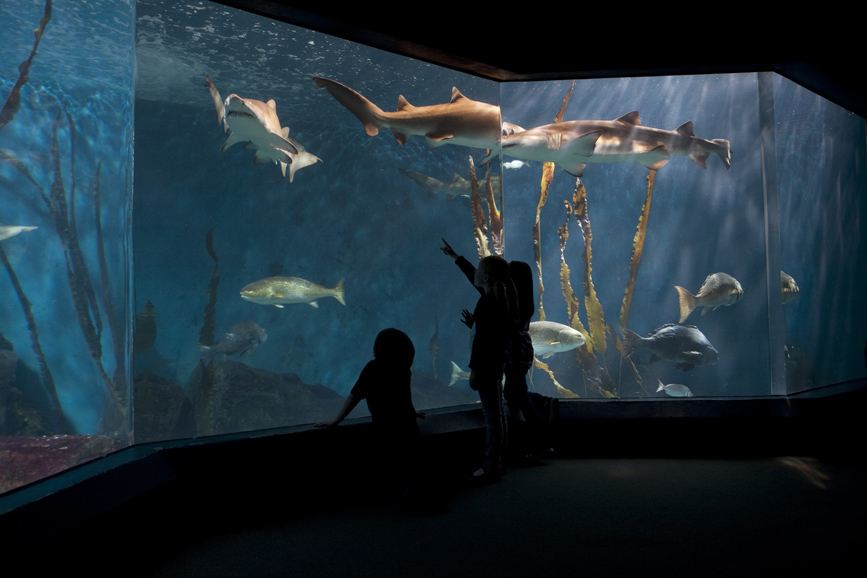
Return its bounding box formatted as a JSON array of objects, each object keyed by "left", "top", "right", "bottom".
[
  {"left": 674, "top": 272, "right": 743, "bottom": 323},
  {"left": 240, "top": 276, "right": 345, "bottom": 308},
  {"left": 0, "top": 226, "right": 37, "bottom": 242},
  {"left": 622, "top": 323, "right": 719, "bottom": 372},
  {"left": 781, "top": 271, "right": 799, "bottom": 304},
  {"left": 530, "top": 321, "right": 586, "bottom": 358},
  {"left": 199, "top": 320, "right": 267, "bottom": 365},
  {"left": 656, "top": 379, "right": 693, "bottom": 397}
]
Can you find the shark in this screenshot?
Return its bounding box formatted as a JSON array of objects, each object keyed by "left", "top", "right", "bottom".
[
  {"left": 483, "top": 111, "right": 731, "bottom": 176},
  {"left": 312, "top": 77, "right": 522, "bottom": 150},
  {"left": 205, "top": 76, "right": 321, "bottom": 182},
  {"left": 398, "top": 169, "right": 500, "bottom": 200},
  {"left": 0, "top": 226, "right": 37, "bottom": 242}
]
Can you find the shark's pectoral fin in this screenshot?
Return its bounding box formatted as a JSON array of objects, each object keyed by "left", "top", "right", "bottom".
[
  {"left": 561, "top": 163, "right": 587, "bottom": 177},
  {"left": 205, "top": 76, "right": 226, "bottom": 129},
  {"left": 640, "top": 145, "right": 670, "bottom": 171},
  {"left": 253, "top": 148, "right": 289, "bottom": 165},
  {"left": 542, "top": 352, "right": 554, "bottom": 359},
  {"left": 221, "top": 132, "right": 246, "bottom": 152},
  {"left": 265, "top": 133, "right": 299, "bottom": 155},
  {"left": 308, "top": 301, "right": 319, "bottom": 308}
]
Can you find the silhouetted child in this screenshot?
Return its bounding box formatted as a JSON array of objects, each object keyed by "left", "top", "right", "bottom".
[{"left": 316, "top": 328, "right": 425, "bottom": 500}]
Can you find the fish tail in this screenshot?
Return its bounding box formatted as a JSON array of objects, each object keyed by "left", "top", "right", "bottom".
[
  {"left": 675, "top": 286, "right": 697, "bottom": 323},
  {"left": 712, "top": 138, "right": 731, "bottom": 169},
  {"left": 332, "top": 278, "right": 346, "bottom": 306},
  {"left": 313, "top": 77, "right": 385, "bottom": 137},
  {"left": 621, "top": 328, "right": 643, "bottom": 358},
  {"left": 449, "top": 361, "right": 464, "bottom": 387},
  {"left": 656, "top": 379, "right": 665, "bottom": 393}
]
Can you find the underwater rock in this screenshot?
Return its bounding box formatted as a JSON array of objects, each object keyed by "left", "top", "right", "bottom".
[
  {"left": 0, "top": 346, "right": 66, "bottom": 436},
  {"left": 133, "top": 373, "right": 190, "bottom": 443},
  {"left": 187, "top": 360, "right": 344, "bottom": 435},
  {"left": 0, "top": 434, "right": 122, "bottom": 495}
]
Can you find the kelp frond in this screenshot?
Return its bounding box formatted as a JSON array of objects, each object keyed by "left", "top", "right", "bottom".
[
  {"left": 619, "top": 170, "right": 655, "bottom": 336},
  {"left": 484, "top": 163, "right": 504, "bottom": 256},
  {"left": 573, "top": 178, "right": 606, "bottom": 355},
  {"left": 533, "top": 358, "right": 579, "bottom": 398},
  {"left": 0, "top": 0, "right": 52, "bottom": 133},
  {"left": 557, "top": 200, "right": 590, "bottom": 343},
  {"left": 468, "top": 157, "right": 491, "bottom": 260},
  {"left": 532, "top": 162, "right": 554, "bottom": 321}
]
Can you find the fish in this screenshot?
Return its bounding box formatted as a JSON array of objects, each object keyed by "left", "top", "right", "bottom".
[
  {"left": 312, "top": 77, "right": 519, "bottom": 150},
  {"left": 622, "top": 323, "right": 719, "bottom": 372},
  {"left": 502, "top": 160, "right": 528, "bottom": 170},
  {"left": 199, "top": 320, "right": 267, "bottom": 365},
  {"left": 398, "top": 169, "right": 500, "bottom": 200},
  {"left": 240, "top": 276, "right": 345, "bottom": 308},
  {"left": 206, "top": 76, "right": 321, "bottom": 181},
  {"left": 484, "top": 111, "right": 731, "bottom": 176},
  {"left": 674, "top": 272, "right": 743, "bottom": 323},
  {"left": 529, "top": 321, "right": 586, "bottom": 358},
  {"left": 449, "top": 361, "right": 470, "bottom": 386},
  {"left": 133, "top": 299, "right": 157, "bottom": 355},
  {"left": 656, "top": 379, "right": 693, "bottom": 397},
  {"left": 781, "top": 271, "right": 799, "bottom": 304},
  {"left": 0, "top": 226, "right": 37, "bottom": 241}
]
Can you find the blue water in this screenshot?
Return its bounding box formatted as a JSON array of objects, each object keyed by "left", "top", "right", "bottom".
[{"left": 1, "top": 0, "right": 865, "bottom": 448}]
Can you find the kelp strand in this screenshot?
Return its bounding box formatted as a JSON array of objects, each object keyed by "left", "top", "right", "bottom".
[
  {"left": 619, "top": 170, "right": 655, "bottom": 336},
  {"left": 0, "top": 0, "right": 52, "bottom": 132},
  {"left": 533, "top": 162, "right": 553, "bottom": 321},
  {"left": 484, "top": 163, "right": 504, "bottom": 256},
  {"left": 557, "top": 200, "right": 590, "bottom": 342},
  {"left": 573, "top": 178, "right": 606, "bottom": 355},
  {"left": 468, "top": 156, "right": 490, "bottom": 259},
  {"left": 533, "top": 358, "right": 579, "bottom": 398}
]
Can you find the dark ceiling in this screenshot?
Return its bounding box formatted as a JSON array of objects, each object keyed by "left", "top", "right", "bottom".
[{"left": 215, "top": 1, "right": 867, "bottom": 119}]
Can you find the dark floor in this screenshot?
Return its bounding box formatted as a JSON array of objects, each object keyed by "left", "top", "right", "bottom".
[{"left": 130, "top": 455, "right": 864, "bottom": 577}]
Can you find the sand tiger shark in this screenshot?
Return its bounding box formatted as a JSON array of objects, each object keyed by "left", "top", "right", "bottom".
[
  {"left": 398, "top": 169, "right": 501, "bottom": 200},
  {"left": 482, "top": 111, "right": 731, "bottom": 176},
  {"left": 205, "top": 76, "right": 321, "bottom": 182},
  {"left": 312, "top": 77, "right": 522, "bottom": 150}
]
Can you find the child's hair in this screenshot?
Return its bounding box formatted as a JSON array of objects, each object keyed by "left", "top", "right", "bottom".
[
  {"left": 373, "top": 328, "right": 415, "bottom": 367},
  {"left": 480, "top": 255, "right": 520, "bottom": 326}
]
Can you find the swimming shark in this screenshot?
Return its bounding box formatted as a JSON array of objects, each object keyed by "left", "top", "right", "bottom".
[
  {"left": 205, "top": 76, "right": 321, "bottom": 182},
  {"left": 398, "top": 169, "right": 500, "bottom": 200},
  {"left": 482, "top": 111, "right": 731, "bottom": 176},
  {"left": 312, "top": 77, "right": 522, "bottom": 150}
]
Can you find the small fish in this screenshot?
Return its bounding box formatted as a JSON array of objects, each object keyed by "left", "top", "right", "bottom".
[
  {"left": 449, "top": 361, "right": 470, "bottom": 386},
  {"left": 622, "top": 323, "right": 719, "bottom": 372},
  {"left": 502, "top": 160, "right": 528, "bottom": 170},
  {"left": 656, "top": 379, "right": 693, "bottom": 397},
  {"left": 199, "top": 320, "right": 267, "bottom": 365},
  {"left": 674, "top": 272, "right": 743, "bottom": 323},
  {"left": 0, "top": 226, "right": 37, "bottom": 242},
  {"left": 529, "top": 321, "right": 586, "bottom": 358},
  {"left": 133, "top": 299, "right": 157, "bottom": 355},
  {"left": 781, "top": 271, "right": 799, "bottom": 304},
  {"left": 240, "top": 276, "right": 345, "bottom": 308}
]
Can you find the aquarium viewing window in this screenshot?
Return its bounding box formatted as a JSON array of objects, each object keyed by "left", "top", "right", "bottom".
[{"left": 0, "top": 0, "right": 864, "bottom": 496}]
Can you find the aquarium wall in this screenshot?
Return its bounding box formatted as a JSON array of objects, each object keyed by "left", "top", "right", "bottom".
[
  {"left": 1, "top": 0, "right": 135, "bottom": 494},
  {"left": 1, "top": 0, "right": 865, "bottom": 495}
]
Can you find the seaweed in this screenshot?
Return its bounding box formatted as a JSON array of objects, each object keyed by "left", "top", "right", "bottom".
[
  {"left": 484, "top": 162, "right": 504, "bottom": 255},
  {"left": 619, "top": 170, "right": 655, "bottom": 336},
  {"left": 0, "top": 0, "right": 52, "bottom": 133},
  {"left": 573, "top": 178, "right": 607, "bottom": 356},
  {"left": 195, "top": 228, "right": 221, "bottom": 436},
  {"left": 468, "top": 156, "right": 491, "bottom": 259},
  {"left": 533, "top": 358, "right": 579, "bottom": 398}
]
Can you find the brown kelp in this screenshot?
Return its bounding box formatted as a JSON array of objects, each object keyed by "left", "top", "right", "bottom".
[
  {"left": 484, "top": 162, "right": 504, "bottom": 256},
  {"left": 572, "top": 178, "right": 607, "bottom": 356},
  {"left": 468, "top": 156, "right": 491, "bottom": 259},
  {"left": 0, "top": 0, "right": 52, "bottom": 133},
  {"left": 556, "top": 200, "right": 590, "bottom": 345},
  {"left": 619, "top": 170, "right": 655, "bottom": 335},
  {"left": 533, "top": 358, "right": 579, "bottom": 398}
]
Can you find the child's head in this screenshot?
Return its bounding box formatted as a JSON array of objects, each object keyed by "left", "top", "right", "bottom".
[
  {"left": 373, "top": 328, "right": 415, "bottom": 368},
  {"left": 474, "top": 255, "right": 510, "bottom": 289}
]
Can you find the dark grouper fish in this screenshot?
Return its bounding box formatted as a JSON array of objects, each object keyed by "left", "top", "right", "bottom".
[
  {"left": 622, "top": 323, "right": 719, "bottom": 372},
  {"left": 199, "top": 320, "right": 267, "bottom": 365}
]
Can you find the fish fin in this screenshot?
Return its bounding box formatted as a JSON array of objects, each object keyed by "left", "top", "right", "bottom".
[
  {"left": 267, "top": 99, "right": 277, "bottom": 111},
  {"left": 448, "top": 361, "right": 463, "bottom": 387},
  {"left": 566, "top": 130, "right": 602, "bottom": 157},
  {"left": 205, "top": 76, "right": 226, "bottom": 129},
  {"left": 332, "top": 278, "right": 346, "bottom": 305},
  {"left": 675, "top": 286, "right": 697, "bottom": 323},
  {"left": 614, "top": 111, "right": 641, "bottom": 125},
  {"left": 391, "top": 129, "right": 408, "bottom": 145},
  {"left": 425, "top": 132, "right": 455, "bottom": 147},
  {"left": 480, "top": 150, "right": 499, "bottom": 164},
  {"left": 396, "top": 94, "right": 415, "bottom": 112},
  {"left": 689, "top": 151, "right": 709, "bottom": 169},
  {"left": 281, "top": 161, "right": 287, "bottom": 178},
  {"left": 220, "top": 131, "right": 245, "bottom": 152},
  {"left": 274, "top": 304, "right": 284, "bottom": 308},
  {"left": 450, "top": 87, "right": 467, "bottom": 104},
  {"left": 287, "top": 151, "right": 322, "bottom": 183},
  {"left": 308, "top": 301, "right": 319, "bottom": 308},
  {"left": 621, "top": 328, "right": 643, "bottom": 358},
  {"left": 561, "top": 163, "right": 587, "bottom": 177},
  {"left": 312, "top": 77, "right": 384, "bottom": 137},
  {"left": 701, "top": 307, "right": 709, "bottom": 316},
  {"left": 656, "top": 379, "right": 665, "bottom": 393},
  {"left": 675, "top": 121, "right": 695, "bottom": 137},
  {"left": 542, "top": 352, "right": 554, "bottom": 359},
  {"left": 640, "top": 145, "right": 670, "bottom": 170},
  {"left": 712, "top": 139, "right": 731, "bottom": 169},
  {"left": 282, "top": 127, "right": 290, "bottom": 138}
]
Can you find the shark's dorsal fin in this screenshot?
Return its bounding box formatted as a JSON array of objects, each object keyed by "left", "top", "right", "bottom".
[
  {"left": 397, "top": 95, "right": 415, "bottom": 112},
  {"left": 267, "top": 99, "right": 277, "bottom": 111},
  {"left": 615, "top": 111, "right": 641, "bottom": 125},
  {"left": 450, "top": 87, "right": 467, "bottom": 104},
  {"left": 675, "top": 121, "right": 694, "bottom": 137}
]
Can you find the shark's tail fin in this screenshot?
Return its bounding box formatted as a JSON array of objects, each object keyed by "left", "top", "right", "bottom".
[{"left": 313, "top": 77, "right": 386, "bottom": 138}]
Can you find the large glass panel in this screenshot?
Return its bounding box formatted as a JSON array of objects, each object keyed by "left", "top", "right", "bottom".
[
  {"left": 774, "top": 76, "right": 867, "bottom": 393},
  {"left": 133, "top": 0, "right": 494, "bottom": 440},
  {"left": 0, "top": 0, "right": 134, "bottom": 495},
  {"left": 498, "top": 75, "right": 769, "bottom": 399}
]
